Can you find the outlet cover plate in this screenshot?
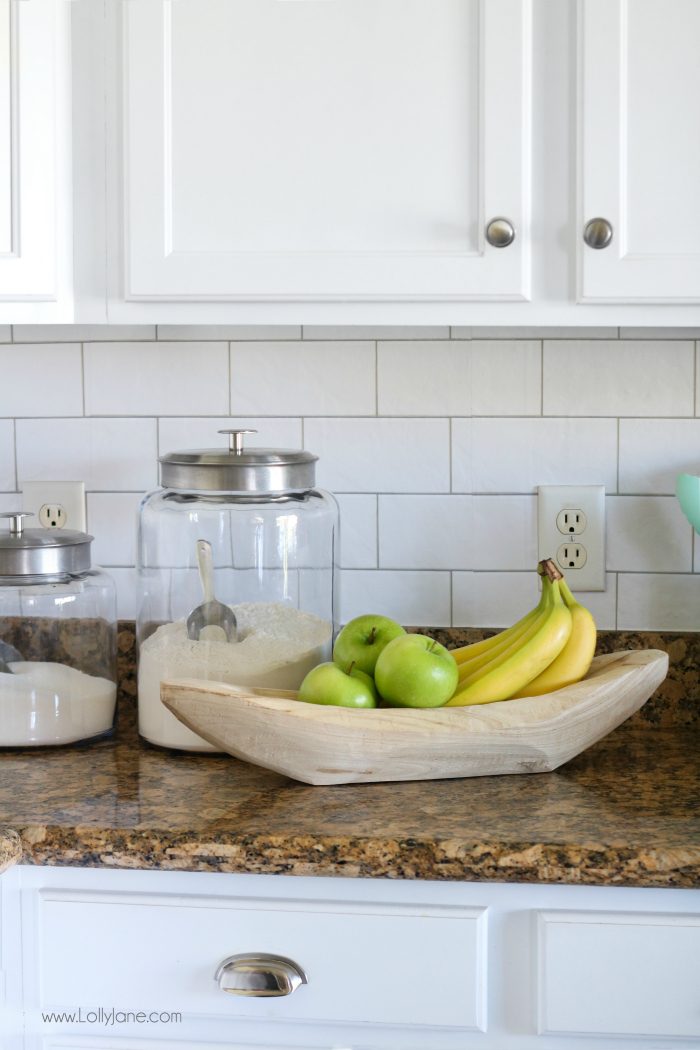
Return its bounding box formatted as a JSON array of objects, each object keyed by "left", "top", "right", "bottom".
[
  {"left": 21, "top": 480, "right": 87, "bottom": 533},
  {"left": 538, "top": 485, "right": 605, "bottom": 591}
]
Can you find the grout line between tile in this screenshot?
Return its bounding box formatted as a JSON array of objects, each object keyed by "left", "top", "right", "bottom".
[
  {"left": 376, "top": 493, "right": 381, "bottom": 569},
  {"left": 12, "top": 418, "right": 18, "bottom": 491},
  {"left": 80, "top": 343, "right": 86, "bottom": 416},
  {"left": 228, "top": 341, "right": 232, "bottom": 415}
]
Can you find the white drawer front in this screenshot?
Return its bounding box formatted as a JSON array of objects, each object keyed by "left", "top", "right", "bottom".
[
  {"left": 537, "top": 909, "right": 700, "bottom": 1039},
  {"left": 38, "top": 890, "right": 487, "bottom": 1032}
]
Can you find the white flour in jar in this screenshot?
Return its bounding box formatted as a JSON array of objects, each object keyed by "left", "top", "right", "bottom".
[
  {"left": 0, "top": 662, "right": 117, "bottom": 746},
  {"left": 138, "top": 601, "right": 332, "bottom": 750}
]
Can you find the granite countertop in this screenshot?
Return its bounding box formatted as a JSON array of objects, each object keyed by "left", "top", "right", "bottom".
[{"left": 0, "top": 628, "right": 699, "bottom": 889}]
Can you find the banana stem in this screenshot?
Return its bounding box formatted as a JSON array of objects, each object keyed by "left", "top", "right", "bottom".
[{"left": 538, "top": 558, "right": 562, "bottom": 582}]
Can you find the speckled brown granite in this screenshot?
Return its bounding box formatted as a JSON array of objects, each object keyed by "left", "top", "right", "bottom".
[
  {"left": 0, "top": 675, "right": 699, "bottom": 888},
  {"left": 0, "top": 828, "right": 21, "bottom": 872}
]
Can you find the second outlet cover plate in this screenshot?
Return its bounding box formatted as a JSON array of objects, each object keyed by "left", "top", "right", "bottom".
[{"left": 537, "top": 485, "right": 605, "bottom": 592}]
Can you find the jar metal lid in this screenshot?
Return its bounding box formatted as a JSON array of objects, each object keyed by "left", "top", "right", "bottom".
[
  {"left": 0, "top": 513, "right": 93, "bottom": 577},
  {"left": 159, "top": 429, "right": 318, "bottom": 493}
]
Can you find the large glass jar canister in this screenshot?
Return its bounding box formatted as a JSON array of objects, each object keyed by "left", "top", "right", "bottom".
[
  {"left": 137, "top": 429, "right": 339, "bottom": 751},
  {"left": 0, "top": 513, "right": 117, "bottom": 746}
]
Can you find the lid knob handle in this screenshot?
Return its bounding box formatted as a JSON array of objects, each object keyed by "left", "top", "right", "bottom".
[
  {"left": 218, "top": 428, "right": 258, "bottom": 454},
  {"left": 0, "top": 511, "right": 34, "bottom": 537}
]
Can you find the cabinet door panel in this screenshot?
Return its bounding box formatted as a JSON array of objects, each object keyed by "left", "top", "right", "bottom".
[
  {"left": 538, "top": 908, "right": 700, "bottom": 1038},
  {"left": 122, "top": 0, "right": 531, "bottom": 302},
  {"left": 37, "top": 889, "right": 487, "bottom": 1032},
  {"left": 579, "top": 0, "right": 700, "bottom": 301},
  {"left": 0, "top": 0, "right": 62, "bottom": 301}
]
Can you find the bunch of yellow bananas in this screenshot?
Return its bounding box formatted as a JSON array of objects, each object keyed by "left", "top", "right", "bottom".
[{"left": 446, "top": 559, "right": 596, "bottom": 706}]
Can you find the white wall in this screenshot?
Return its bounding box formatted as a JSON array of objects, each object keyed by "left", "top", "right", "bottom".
[{"left": 1, "top": 324, "right": 699, "bottom": 630}]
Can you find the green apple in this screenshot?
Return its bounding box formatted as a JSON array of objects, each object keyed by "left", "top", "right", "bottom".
[
  {"left": 333, "top": 614, "right": 406, "bottom": 676},
  {"left": 298, "top": 661, "right": 378, "bottom": 709},
  {"left": 374, "top": 634, "right": 458, "bottom": 709}
]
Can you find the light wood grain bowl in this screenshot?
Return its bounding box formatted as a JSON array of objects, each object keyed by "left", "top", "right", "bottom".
[{"left": 161, "top": 649, "right": 668, "bottom": 786}]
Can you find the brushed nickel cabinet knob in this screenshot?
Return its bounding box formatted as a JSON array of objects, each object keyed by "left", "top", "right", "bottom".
[
  {"left": 583, "top": 217, "right": 613, "bottom": 249},
  {"left": 485, "top": 217, "right": 516, "bottom": 248},
  {"left": 215, "top": 953, "right": 308, "bottom": 997}
]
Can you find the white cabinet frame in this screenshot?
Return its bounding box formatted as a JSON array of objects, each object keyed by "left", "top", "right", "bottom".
[{"left": 0, "top": 0, "right": 72, "bottom": 320}]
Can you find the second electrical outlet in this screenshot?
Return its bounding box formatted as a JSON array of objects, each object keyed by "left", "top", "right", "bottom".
[{"left": 537, "top": 485, "right": 605, "bottom": 591}]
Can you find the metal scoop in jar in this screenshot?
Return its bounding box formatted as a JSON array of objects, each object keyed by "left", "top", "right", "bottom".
[{"left": 186, "top": 539, "right": 237, "bottom": 643}]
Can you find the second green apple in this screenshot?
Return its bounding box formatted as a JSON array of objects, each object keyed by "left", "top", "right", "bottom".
[{"left": 332, "top": 613, "right": 406, "bottom": 675}]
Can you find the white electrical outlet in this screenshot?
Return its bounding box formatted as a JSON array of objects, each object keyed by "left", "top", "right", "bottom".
[
  {"left": 538, "top": 485, "right": 605, "bottom": 591},
  {"left": 21, "top": 481, "right": 87, "bottom": 532}
]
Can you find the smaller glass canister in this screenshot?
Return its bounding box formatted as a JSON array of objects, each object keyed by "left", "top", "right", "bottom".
[{"left": 0, "top": 513, "right": 118, "bottom": 746}]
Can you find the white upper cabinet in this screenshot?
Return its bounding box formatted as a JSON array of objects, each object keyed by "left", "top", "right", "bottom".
[
  {"left": 0, "top": 0, "right": 71, "bottom": 322},
  {"left": 5, "top": 0, "right": 700, "bottom": 323},
  {"left": 579, "top": 0, "right": 700, "bottom": 303},
  {"left": 119, "top": 0, "right": 532, "bottom": 306}
]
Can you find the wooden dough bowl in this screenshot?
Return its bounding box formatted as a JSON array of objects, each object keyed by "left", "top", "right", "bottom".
[{"left": 161, "top": 649, "right": 668, "bottom": 786}]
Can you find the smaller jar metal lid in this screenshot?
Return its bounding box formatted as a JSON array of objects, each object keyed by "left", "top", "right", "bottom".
[
  {"left": 159, "top": 429, "right": 318, "bottom": 493},
  {"left": 0, "top": 513, "right": 93, "bottom": 578}
]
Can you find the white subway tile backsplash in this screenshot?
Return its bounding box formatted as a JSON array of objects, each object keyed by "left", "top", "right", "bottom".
[
  {"left": 470, "top": 341, "right": 541, "bottom": 415},
  {"left": 303, "top": 326, "right": 450, "bottom": 340},
  {"left": 0, "top": 344, "right": 83, "bottom": 417},
  {"left": 618, "top": 418, "right": 700, "bottom": 495},
  {"left": 606, "top": 496, "right": 692, "bottom": 572},
  {"left": 157, "top": 325, "right": 301, "bottom": 341},
  {"left": 378, "top": 495, "right": 536, "bottom": 570},
  {"left": 158, "top": 417, "right": 302, "bottom": 457},
  {"left": 0, "top": 493, "right": 20, "bottom": 513},
  {"left": 306, "top": 418, "right": 450, "bottom": 493},
  {"left": 13, "top": 325, "right": 156, "bottom": 342},
  {"left": 377, "top": 341, "right": 469, "bottom": 416},
  {"left": 453, "top": 418, "right": 618, "bottom": 493},
  {"left": 543, "top": 341, "right": 695, "bottom": 416},
  {"left": 231, "top": 341, "right": 375, "bottom": 416},
  {"left": 379, "top": 495, "right": 472, "bottom": 569},
  {"left": 16, "top": 418, "right": 157, "bottom": 491},
  {"left": 617, "top": 573, "right": 700, "bottom": 630},
  {"left": 576, "top": 575, "right": 618, "bottom": 629},
  {"left": 453, "top": 571, "right": 539, "bottom": 628},
  {"left": 472, "top": 496, "right": 537, "bottom": 568},
  {"left": 1, "top": 327, "right": 698, "bottom": 629},
  {"left": 84, "top": 342, "right": 229, "bottom": 416},
  {"left": 87, "top": 492, "right": 143, "bottom": 567},
  {"left": 0, "top": 422, "right": 15, "bottom": 490},
  {"left": 453, "top": 571, "right": 618, "bottom": 628},
  {"left": 339, "top": 569, "right": 451, "bottom": 626},
  {"left": 377, "top": 340, "right": 540, "bottom": 416},
  {"left": 335, "top": 494, "right": 377, "bottom": 569}
]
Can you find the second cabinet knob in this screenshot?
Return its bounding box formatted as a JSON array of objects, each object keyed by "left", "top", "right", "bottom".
[
  {"left": 583, "top": 217, "right": 613, "bottom": 249},
  {"left": 485, "top": 217, "right": 516, "bottom": 248}
]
